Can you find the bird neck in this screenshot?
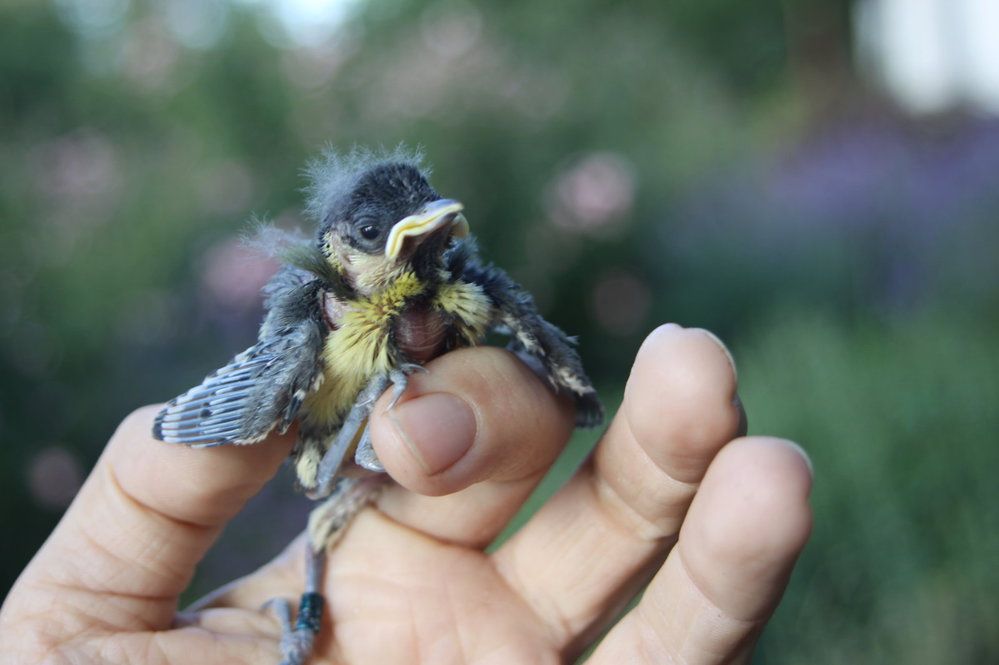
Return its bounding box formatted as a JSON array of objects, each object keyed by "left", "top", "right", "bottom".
[
  {"left": 347, "top": 255, "right": 414, "bottom": 298},
  {"left": 339, "top": 260, "right": 436, "bottom": 302}
]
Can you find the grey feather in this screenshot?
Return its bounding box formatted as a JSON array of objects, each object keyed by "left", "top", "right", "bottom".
[
  {"left": 247, "top": 224, "right": 351, "bottom": 297},
  {"left": 153, "top": 270, "right": 327, "bottom": 447},
  {"left": 456, "top": 247, "right": 605, "bottom": 428},
  {"left": 302, "top": 144, "right": 428, "bottom": 225}
]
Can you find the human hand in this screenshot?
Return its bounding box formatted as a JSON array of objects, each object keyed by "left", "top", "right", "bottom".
[{"left": 0, "top": 324, "right": 812, "bottom": 664}]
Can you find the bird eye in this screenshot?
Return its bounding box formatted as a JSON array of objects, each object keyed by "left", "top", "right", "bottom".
[{"left": 359, "top": 225, "right": 380, "bottom": 240}]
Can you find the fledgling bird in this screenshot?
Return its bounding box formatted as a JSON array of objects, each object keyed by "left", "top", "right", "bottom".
[{"left": 153, "top": 147, "right": 603, "bottom": 665}]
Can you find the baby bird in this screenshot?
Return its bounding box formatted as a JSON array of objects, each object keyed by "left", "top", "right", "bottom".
[{"left": 153, "top": 148, "right": 603, "bottom": 665}]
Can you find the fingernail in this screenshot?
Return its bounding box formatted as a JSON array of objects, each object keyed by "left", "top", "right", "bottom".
[
  {"left": 787, "top": 441, "right": 815, "bottom": 479},
  {"left": 698, "top": 328, "right": 738, "bottom": 380},
  {"left": 388, "top": 393, "right": 477, "bottom": 475}
]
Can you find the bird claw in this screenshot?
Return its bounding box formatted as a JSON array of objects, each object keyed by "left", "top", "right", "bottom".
[
  {"left": 263, "top": 597, "right": 316, "bottom": 665},
  {"left": 262, "top": 542, "right": 328, "bottom": 665},
  {"left": 262, "top": 597, "right": 293, "bottom": 630},
  {"left": 386, "top": 364, "right": 426, "bottom": 410},
  {"left": 354, "top": 425, "right": 384, "bottom": 472}
]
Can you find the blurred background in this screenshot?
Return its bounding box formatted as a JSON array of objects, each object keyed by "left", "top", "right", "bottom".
[{"left": 2, "top": 0, "right": 998, "bottom": 661}]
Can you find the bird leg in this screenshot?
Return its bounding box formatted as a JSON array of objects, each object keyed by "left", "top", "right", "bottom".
[
  {"left": 307, "top": 374, "right": 391, "bottom": 500},
  {"left": 351, "top": 364, "right": 426, "bottom": 473},
  {"left": 264, "top": 545, "right": 325, "bottom": 665},
  {"left": 264, "top": 477, "right": 384, "bottom": 665}
]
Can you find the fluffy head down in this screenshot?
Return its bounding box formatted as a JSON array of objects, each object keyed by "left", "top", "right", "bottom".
[{"left": 303, "top": 144, "right": 432, "bottom": 228}]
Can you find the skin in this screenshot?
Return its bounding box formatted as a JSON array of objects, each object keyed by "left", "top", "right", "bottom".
[{"left": 0, "top": 324, "right": 812, "bottom": 664}]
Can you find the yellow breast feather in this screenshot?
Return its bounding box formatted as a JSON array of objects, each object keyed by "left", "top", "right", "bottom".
[
  {"left": 435, "top": 280, "right": 493, "bottom": 344},
  {"left": 303, "top": 272, "right": 425, "bottom": 427}
]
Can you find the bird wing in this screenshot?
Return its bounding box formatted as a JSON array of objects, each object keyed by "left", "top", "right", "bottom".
[
  {"left": 450, "top": 242, "right": 604, "bottom": 428},
  {"left": 154, "top": 269, "right": 326, "bottom": 448}
]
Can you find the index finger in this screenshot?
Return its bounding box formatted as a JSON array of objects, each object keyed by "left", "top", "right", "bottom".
[{"left": 5, "top": 406, "right": 294, "bottom": 632}]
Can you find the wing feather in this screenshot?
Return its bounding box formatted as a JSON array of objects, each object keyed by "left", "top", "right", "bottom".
[
  {"left": 153, "top": 272, "right": 326, "bottom": 447},
  {"left": 455, "top": 245, "right": 605, "bottom": 428}
]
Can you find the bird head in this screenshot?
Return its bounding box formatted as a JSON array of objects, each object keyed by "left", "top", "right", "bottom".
[{"left": 308, "top": 152, "right": 468, "bottom": 295}]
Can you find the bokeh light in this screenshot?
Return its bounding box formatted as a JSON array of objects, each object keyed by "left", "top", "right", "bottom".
[
  {"left": 590, "top": 270, "right": 651, "bottom": 337},
  {"left": 200, "top": 236, "right": 281, "bottom": 312},
  {"left": 548, "top": 152, "right": 636, "bottom": 234},
  {"left": 27, "top": 447, "right": 84, "bottom": 510}
]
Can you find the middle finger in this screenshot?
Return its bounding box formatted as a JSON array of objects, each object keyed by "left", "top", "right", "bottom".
[{"left": 491, "top": 324, "right": 744, "bottom": 652}]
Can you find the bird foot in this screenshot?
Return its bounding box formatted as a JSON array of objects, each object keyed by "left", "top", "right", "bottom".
[
  {"left": 308, "top": 374, "right": 391, "bottom": 499},
  {"left": 353, "top": 425, "right": 384, "bottom": 473},
  {"left": 386, "top": 364, "right": 426, "bottom": 410},
  {"left": 263, "top": 597, "right": 319, "bottom": 665},
  {"left": 263, "top": 542, "right": 327, "bottom": 665}
]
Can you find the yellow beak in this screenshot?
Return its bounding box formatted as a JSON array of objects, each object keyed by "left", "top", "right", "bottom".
[{"left": 385, "top": 199, "right": 469, "bottom": 260}]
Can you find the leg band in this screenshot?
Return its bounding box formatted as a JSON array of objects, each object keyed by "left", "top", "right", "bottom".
[{"left": 295, "top": 592, "right": 325, "bottom": 634}]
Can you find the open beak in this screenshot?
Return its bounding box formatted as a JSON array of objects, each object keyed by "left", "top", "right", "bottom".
[{"left": 385, "top": 199, "right": 469, "bottom": 260}]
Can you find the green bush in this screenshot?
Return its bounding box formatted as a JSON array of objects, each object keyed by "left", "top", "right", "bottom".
[{"left": 742, "top": 312, "right": 999, "bottom": 664}]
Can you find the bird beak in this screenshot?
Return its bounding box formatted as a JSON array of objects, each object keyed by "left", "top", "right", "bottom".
[{"left": 385, "top": 199, "right": 469, "bottom": 260}]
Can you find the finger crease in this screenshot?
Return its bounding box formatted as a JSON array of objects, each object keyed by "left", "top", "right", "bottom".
[
  {"left": 675, "top": 545, "right": 766, "bottom": 628},
  {"left": 44, "top": 532, "right": 179, "bottom": 608},
  {"left": 623, "top": 408, "right": 705, "bottom": 493},
  {"left": 595, "top": 422, "right": 700, "bottom": 539},
  {"left": 590, "top": 468, "right": 678, "bottom": 543},
  {"left": 105, "top": 461, "right": 220, "bottom": 532},
  {"left": 81, "top": 518, "right": 172, "bottom": 588}
]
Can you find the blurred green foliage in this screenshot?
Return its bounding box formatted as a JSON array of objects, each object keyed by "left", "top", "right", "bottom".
[
  {"left": 2, "top": 1, "right": 997, "bottom": 662},
  {"left": 742, "top": 312, "right": 999, "bottom": 663}
]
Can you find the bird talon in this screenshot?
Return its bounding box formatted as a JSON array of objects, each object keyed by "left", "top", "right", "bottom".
[
  {"left": 386, "top": 391, "right": 404, "bottom": 411},
  {"left": 263, "top": 597, "right": 293, "bottom": 630},
  {"left": 386, "top": 383, "right": 407, "bottom": 410},
  {"left": 386, "top": 365, "right": 424, "bottom": 410},
  {"left": 263, "top": 596, "right": 316, "bottom": 665},
  {"left": 278, "top": 628, "right": 316, "bottom": 665},
  {"left": 354, "top": 425, "right": 384, "bottom": 472}
]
